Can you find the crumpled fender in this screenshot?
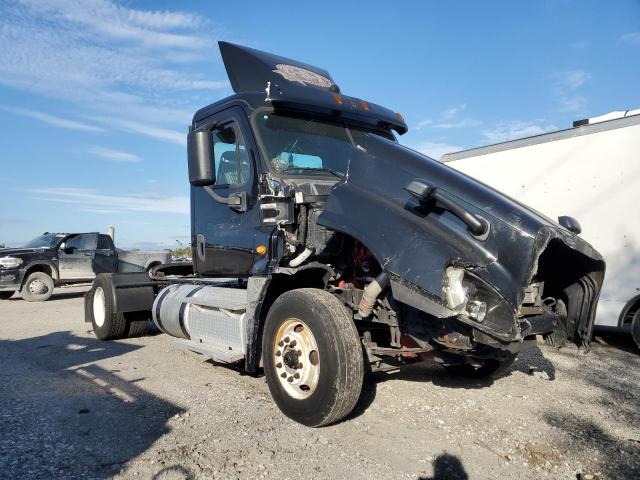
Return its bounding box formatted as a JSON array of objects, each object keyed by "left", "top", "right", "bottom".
[{"left": 317, "top": 135, "right": 605, "bottom": 344}]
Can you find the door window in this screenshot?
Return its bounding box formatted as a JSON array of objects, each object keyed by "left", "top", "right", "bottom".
[
  {"left": 97, "top": 235, "right": 112, "bottom": 250},
  {"left": 65, "top": 234, "right": 97, "bottom": 250},
  {"left": 212, "top": 122, "right": 250, "bottom": 186}
]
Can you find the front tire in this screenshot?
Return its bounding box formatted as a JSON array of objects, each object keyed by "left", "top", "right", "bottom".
[
  {"left": 262, "top": 289, "right": 364, "bottom": 427},
  {"left": 21, "top": 272, "right": 54, "bottom": 302}
]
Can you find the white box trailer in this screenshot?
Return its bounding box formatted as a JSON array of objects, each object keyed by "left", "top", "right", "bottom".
[{"left": 441, "top": 111, "right": 640, "bottom": 347}]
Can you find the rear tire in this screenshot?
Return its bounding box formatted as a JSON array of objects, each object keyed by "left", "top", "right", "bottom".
[
  {"left": 88, "top": 278, "right": 127, "bottom": 340},
  {"left": 123, "top": 312, "right": 150, "bottom": 338},
  {"left": 21, "top": 272, "right": 54, "bottom": 302},
  {"left": 262, "top": 288, "right": 364, "bottom": 427},
  {"left": 0, "top": 291, "right": 14, "bottom": 300}
]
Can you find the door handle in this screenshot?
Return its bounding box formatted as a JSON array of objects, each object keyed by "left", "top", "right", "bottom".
[
  {"left": 196, "top": 234, "right": 206, "bottom": 262},
  {"left": 405, "top": 180, "right": 489, "bottom": 237},
  {"left": 82, "top": 253, "right": 93, "bottom": 257}
]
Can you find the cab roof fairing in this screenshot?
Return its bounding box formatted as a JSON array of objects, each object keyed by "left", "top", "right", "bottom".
[{"left": 197, "top": 42, "right": 408, "bottom": 135}]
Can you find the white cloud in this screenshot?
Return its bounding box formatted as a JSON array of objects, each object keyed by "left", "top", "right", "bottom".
[
  {"left": 90, "top": 116, "right": 186, "bottom": 145},
  {"left": 620, "top": 32, "right": 640, "bottom": 45},
  {"left": 0, "top": 1, "right": 227, "bottom": 145},
  {"left": 441, "top": 103, "right": 467, "bottom": 120},
  {"left": 413, "top": 142, "right": 464, "bottom": 160},
  {"left": 552, "top": 70, "right": 590, "bottom": 115},
  {"left": 433, "top": 118, "right": 482, "bottom": 129},
  {"left": 415, "top": 103, "right": 480, "bottom": 130},
  {"left": 483, "top": 120, "right": 558, "bottom": 143},
  {"left": 1, "top": 106, "right": 103, "bottom": 132},
  {"left": 31, "top": 187, "right": 189, "bottom": 214},
  {"left": 89, "top": 146, "right": 141, "bottom": 162},
  {"left": 558, "top": 95, "right": 588, "bottom": 113}
]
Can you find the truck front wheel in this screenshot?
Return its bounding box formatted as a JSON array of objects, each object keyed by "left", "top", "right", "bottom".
[
  {"left": 21, "top": 272, "right": 54, "bottom": 302},
  {"left": 88, "top": 279, "right": 127, "bottom": 340},
  {"left": 262, "top": 289, "right": 364, "bottom": 427}
]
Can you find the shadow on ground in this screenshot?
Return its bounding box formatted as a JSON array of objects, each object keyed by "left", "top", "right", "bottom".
[
  {"left": 350, "top": 345, "right": 556, "bottom": 420},
  {"left": 419, "top": 453, "right": 469, "bottom": 480},
  {"left": 538, "top": 342, "right": 640, "bottom": 479},
  {"left": 0, "top": 331, "right": 184, "bottom": 479}
]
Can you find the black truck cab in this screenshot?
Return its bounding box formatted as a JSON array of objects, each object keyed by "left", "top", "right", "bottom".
[{"left": 85, "top": 42, "right": 605, "bottom": 427}]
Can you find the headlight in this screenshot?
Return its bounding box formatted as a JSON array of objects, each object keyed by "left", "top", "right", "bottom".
[
  {"left": 443, "top": 267, "right": 513, "bottom": 330},
  {"left": 0, "top": 257, "right": 23, "bottom": 268}
]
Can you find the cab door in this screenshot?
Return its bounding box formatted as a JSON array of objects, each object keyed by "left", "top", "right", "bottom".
[
  {"left": 191, "top": 107, "right": 262, "bottom": 276},
  {"left": 58, "top": 233, "right": 97, "bottom": 280}
]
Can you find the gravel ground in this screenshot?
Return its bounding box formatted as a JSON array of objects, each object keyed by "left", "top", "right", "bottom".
[{"left": 1, "top": 285, "right": 639, "bottom": 480}]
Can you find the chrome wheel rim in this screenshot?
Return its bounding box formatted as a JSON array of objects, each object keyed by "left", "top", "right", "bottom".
[
  {"left": 93, "top": 287, "right": 106, "bottom": 327},
  {"left": 273, "top": 318, "right": 320, "bottom": 399},
  {"left": 28, "top": 279, "right": 47, "bottom": 295}
]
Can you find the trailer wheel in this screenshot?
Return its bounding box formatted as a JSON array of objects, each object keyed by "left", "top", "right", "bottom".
[
  {"left": 262, "top": 288, "right": 364, "bottom": 427},
  {"left": 0, "top": 291, "right": 14, "bottom": 300},
  {"left": 89, "top": 278, "right": 127, "bottom": 340},
  {"left": 21, "top": 272, "right": 54, "bottom": 302}
]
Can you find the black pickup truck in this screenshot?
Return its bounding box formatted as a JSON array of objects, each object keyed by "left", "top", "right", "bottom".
[{"left": 0, "top": 232, "right": 170, "bottom": 301}]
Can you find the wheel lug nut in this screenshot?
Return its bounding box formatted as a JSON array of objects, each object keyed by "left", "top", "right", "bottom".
[
  {"left": 297, "top": 363, "right": 303, "bottom": 369},
  {"left": 287, "top": 376, "right": 294, "bottom": 383},
  {"left": 289, "top": 340, "right": 297, "bottom": 347},
  {"left": 280, "top": 372, "right": 287, "bottom": 378},
  {"left": 278, "top": 341, "right": 284, "bottom": 347},
  {"left": 296, "top": 350, "right": 302, "bottom": 356},
  {"left": 284, "top": 336, "right": 290, "bottom": 343},
  {"left": 293, "top": 372, "right": 300, "bottom": 379},
  {"left": 275, "top": 351, "right": 281, "bottom": 357},
  {"left": 276, "top": 362, "right": 282, "bottom": 368}
]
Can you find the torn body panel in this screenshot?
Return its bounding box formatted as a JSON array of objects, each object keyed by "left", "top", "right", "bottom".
[{"left": 318, "top": 134, "right": 605, "bottom": 347}]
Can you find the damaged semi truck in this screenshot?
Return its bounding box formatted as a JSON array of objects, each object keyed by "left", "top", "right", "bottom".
[{"left": 86, "top": 42, "right": 605, "bottom": 427}]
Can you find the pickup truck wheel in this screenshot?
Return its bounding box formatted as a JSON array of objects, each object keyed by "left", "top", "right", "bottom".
[
  {"left": 442, "top": 353, "right": 517, "bottom": 379},
  {"left": 262, "top": 288, "right": 364, "bottom": 427},
  {"left": 631, "top": 310, "right": 640, "bottom": 350},
  {"left": 21, "top": 272, "right": 54, "bottom": 302},
  {"left": 0, "top": 291, "right": 14, "bottom": 300},
  {"left": 89, "top": 280, "right": 126, "bottom": 340}
]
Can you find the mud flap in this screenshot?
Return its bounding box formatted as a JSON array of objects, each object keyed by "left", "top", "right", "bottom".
[{"left": 564, "top": 274, "right": 600, "bottom": 350}]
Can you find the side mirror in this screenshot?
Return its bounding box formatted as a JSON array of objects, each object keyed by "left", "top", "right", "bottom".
[
  {"left": 558, "top": 215, "right": 582, "bottom": 235},
  {"left": 59, "top": 242, "right": 66, "bottom": 251},
  {"left": 188, "top": 130, "right": 215, "bottom": 186}
]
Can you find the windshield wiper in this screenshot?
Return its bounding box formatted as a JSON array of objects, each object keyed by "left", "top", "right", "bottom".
[{"left": 283, "top": 167, "right": 346, "bottom": 179}]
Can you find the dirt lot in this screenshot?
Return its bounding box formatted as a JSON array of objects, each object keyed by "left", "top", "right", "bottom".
[{"left": 1, "top": 285, "right": 639, "bottom": 480}]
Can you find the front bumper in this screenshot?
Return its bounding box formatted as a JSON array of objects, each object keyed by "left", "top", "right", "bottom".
[{"left": 0, "top": 268, "right": 22, "bottom": 291}]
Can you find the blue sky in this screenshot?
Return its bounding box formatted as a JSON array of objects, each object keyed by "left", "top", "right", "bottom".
[{"left": 0, "top": 0, "right": 638, "bottom": 248}]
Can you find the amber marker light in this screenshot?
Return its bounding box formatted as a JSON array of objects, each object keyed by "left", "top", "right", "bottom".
[
  {"left": 256, "top": 244, "right": 267, "bottom": 255},
  {"left": 334, "top": 94, "right": 343, "bottom": 105},
  {"left": 395, "top": 112, "right": 405, "bottom": 122},
  {"left": 359, "top": 100, "right": 369, "bottom": 111}
]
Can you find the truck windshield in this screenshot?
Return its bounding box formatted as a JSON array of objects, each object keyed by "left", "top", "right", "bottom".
[
  {"left": 23, "top": 234, "right": 65, "bottom": 248},
  {"left": 254, "top": 112, "right": 393, "bottom": 177}
]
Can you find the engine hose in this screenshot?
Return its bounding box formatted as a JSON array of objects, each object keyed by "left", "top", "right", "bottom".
[
  {"left": 289, "top": 247, "right": 314, "bottom": 267},
  {"left": 358, "top": 272, "right": 390, "bottom": 317}
]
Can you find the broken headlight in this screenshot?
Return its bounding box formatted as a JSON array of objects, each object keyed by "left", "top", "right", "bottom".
[{"left": 443, "top": 267, "right": 513, "bottom": 329}]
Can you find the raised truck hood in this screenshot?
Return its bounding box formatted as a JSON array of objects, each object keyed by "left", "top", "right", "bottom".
[{"left": 318, "top": 134, "right": 605, "bottom": 348}]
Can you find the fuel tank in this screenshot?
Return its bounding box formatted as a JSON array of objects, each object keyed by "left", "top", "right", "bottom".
[{"left": 153, "top": 284, "right": 249, "bottom": 361}]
